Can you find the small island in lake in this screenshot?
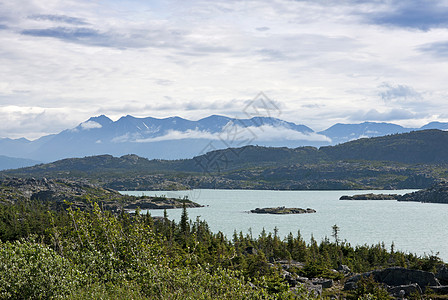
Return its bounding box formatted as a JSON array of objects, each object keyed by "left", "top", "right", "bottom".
[
  {"left": 250, "top": 206, "right": 316, "bottom": 215},
  {"left": 124, "top": 196, "right": 203, "bottom": 210},
  {"left": 339, "top": 193, "right": 399, "bottom": 200}
]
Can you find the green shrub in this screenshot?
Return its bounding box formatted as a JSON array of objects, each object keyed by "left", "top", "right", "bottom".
[
  {"left": 138, "top": 265, "right": 284, "bottom": 299},
  {"left": 0, "top": 239, "right": 84, "bottom": 299},
  {"left": 348, "top": 275, "right": 392, "bottom": 300},
  {"left": 66, "top": 281, "right": 146, "bottom": 300}
]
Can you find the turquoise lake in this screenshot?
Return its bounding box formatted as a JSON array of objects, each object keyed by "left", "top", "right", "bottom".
[{"left": 121, "top": 189, "right": 448, "bottom": 261}]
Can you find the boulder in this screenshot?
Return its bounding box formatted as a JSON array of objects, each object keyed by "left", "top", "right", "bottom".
[
  {"left": 277, "top": 259, "right": 305, "bottom": 270},
  {"left": 375, "top": 267, "right": 439, "bottom": 288},
  {"left": 296, "top": 276, "right": 310, "bottom": 283},
  {"left": 436, "top": 264, "right": 448, "bottom": 285},
  {"left": 427, "top": 285, "right": 448, "bottom": 295},
  {"left": 345, "top": 267, "right": 440, "bottom": 290},
  {"left": 312, "top": 278, "right": 333, "bottom": 289},
  {"left": 387, "top": 283, "right": 422, "bottom": 297},
  {"left": 337, "top": 264, "right": 351, "bottom": 275},
  {"left": 344, "top": 281, "right": 357, "bottom": 290},
  {"left": 305, "top": 283, "right": 322, "bottom": 297}
]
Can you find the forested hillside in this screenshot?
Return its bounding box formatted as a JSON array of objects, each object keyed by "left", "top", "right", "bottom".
[
  {"left": 3, "top": 130, "right": 448, "bottom": 190},
  {"left": 320, "top": 130, "right": 448, "bottom": 164}
]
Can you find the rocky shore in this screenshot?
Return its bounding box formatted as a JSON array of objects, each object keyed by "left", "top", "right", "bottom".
[
  {"left": 0, "top": 177, "right": 203, "bottom": 210},
  {"left": 340, "top": 181, "right": 448, "bottom": 204},
  {"left": 250, "top": 206, "right": 316, "bottom": 214},
  {"left": 398, "top": 181, "right": 448, "bottom": 204}
]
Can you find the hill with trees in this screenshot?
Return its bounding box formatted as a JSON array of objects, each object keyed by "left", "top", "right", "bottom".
[
  {"left": 320, "top": 129, "right": 448, "bottom": 164},
  {"left": 2, "top": 130, "right": 448, "bottom": 190}
]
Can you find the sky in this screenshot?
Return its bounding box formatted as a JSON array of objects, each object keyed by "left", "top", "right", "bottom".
[{"left": 1, "top": 0, "right": 448, "bottom": 140}]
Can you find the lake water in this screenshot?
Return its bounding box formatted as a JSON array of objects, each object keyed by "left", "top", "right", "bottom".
[{"left": 121, "top": 189, "right": 448, "bottom": 261}]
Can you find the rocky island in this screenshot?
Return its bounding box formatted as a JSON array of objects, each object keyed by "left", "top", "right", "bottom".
[
  {"left": 123, "top": 196, "right": 203, "bottom": 210},
  {"left": 250, "top": 206, "right": 316, "bottom": 215},
  {"left": 339, "top": 193, "right": 399, "bottom": 200}
]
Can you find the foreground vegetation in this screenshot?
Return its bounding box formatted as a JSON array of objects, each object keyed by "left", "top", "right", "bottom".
[{"left": 0, "top": 199, "right": 445, "bottom": 299}]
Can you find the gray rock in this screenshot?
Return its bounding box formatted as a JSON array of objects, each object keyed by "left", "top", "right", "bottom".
[
  {"left": 436, "top": 264, "right": 448, "bottom": 285},
  {"left": 296, "top": 276, "right": 310, "bottom": 283},
  {"left": 337, "top": 264, "right": 351, "bottom": 274},
  {"left": 305, "top": 283, "right": 322, "bottom": 297},
  {"left": 345, "top": 267, "right": 439, "bottom": 290},
  {"left": 343, "top": 281, "right": 358, "bottom": 290},
  {"left": 312, "top": 278, "right": 333, "bottom": 289},
  {"left": 427, "top": 285, "right": 448, "bottom": 295},
  {"left": 387, "top": 283, "right": 422, "bottom": 297},
  {"left": 375, "top": 267, "right": 439, "bottom": 288},
  {"left": 277, "top": 259, "right": 305, "bottom": 270}
]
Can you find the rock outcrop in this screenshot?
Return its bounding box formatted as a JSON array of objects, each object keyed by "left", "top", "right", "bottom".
[{"left": 344, "top": 267, "right": 440, "bottom": 294}]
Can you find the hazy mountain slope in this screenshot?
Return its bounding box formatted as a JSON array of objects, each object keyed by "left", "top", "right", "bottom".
[
  {"left": 318, "top": 122, "right": 413, "bottom": 144},
  {"left": 420, "top": 122, "right": 448, "bottom": 130},
  {"left": 0, "top": 155, "right": 41, "bottom": 171}
]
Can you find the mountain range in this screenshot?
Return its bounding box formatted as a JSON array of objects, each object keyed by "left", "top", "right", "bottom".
[{"left": 1, "top": 114, "right": 448, "bottom": 170}]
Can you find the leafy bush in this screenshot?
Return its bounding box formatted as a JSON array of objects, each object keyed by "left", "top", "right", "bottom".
[{"left": 0, "top": 239, "right": 84, "bottom": 299}]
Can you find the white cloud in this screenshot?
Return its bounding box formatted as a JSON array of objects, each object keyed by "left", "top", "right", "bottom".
[
  {"left": 135, "top": 129, "right": 216, "bottom": 143},
  {"left": 80, "top": 120, "right": 102, "bottom": 130},
  {"left": 132, "top": 124, "right": 330, "bottom": 143}
]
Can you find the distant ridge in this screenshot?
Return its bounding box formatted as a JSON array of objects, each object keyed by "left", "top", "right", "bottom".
[
  {"left": 0, "top": 155, "right": 40, "bottom": 171},
  {"left": 1, "top": 114, "right": 448, "bottom": 162},
  {"left": 318, "top": 122, "right": 412, "bottom": 145}
]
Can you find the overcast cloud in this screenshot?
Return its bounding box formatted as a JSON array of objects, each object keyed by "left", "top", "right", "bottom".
[{"left": 1, "top": 0, "right": 448, "bottom": 139}]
